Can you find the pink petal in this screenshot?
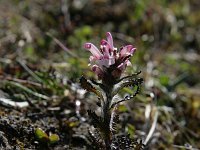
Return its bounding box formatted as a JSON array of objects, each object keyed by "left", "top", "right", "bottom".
[
  {"left": 84, "top": 43, "right": 102, "bottom": 59},
  {"left": 117, "top": 59, "right": 129, "bottom": 71},
  {"left": 97, "top": 56, "right": 115, "bottom": 68},
  {"left": 89, "top": 56, "right": 95, "bottom": 62},
  {"left": 108, "top": 56, "right": 115, "bottom": 66},
  {"left": 126, "top": 60, "right": 132, "bottom": 66},
  {"left": 106, "top": 32, "right": 114, "bottom": 50},
  {"left": 101, "top": 39, "right": 111, "bottom": 57},
  {"left": 120, "top": 45, "right": 136, "bottom": 57},
  {"left": 97, "top": 58, "right": 110, "bottom": 68},
  {"left": 117, "top": 63, "right": 126, "bottom": 71}
]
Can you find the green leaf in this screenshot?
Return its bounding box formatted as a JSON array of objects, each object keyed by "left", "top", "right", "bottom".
[
  {"left": 35, "top": 128, "right": 49, "bottom": 142},
  {"left": 49, "top": 133, "right": 60, "bottom": 144},
  {"left": 159, "top": 75, "right": 169, "bottom": 86},
  {"left": 126, "top": 124, "right": 135, "bottom": 138}
]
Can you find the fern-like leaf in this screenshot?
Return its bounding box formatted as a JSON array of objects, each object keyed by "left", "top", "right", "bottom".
[
  {"left": 111, "top": 78, "right": 143, "bottom": 108},
  {"left": 87, "top": 128, "right": 105, "bottom": 149},
  {"left": 87, "top": 110, "right": 104, "bottom": 129},
  {"left": 80, "top": 76, "right": 103, "bottom": 99}
]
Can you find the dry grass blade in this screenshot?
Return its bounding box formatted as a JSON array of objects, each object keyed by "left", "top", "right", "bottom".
[
  {"left": 8, "top": 81, "right": 50, "bottom": 100},
  {"left": 17, "top": 59, "right": 43, "bottom": 83},
  {"left": 0, "top": 98, "right": 29, "bottom": 108},
  {"left": 46, "top": 32, "right": 78, "bottom": 58},
  {"left": 144, "top": 110, "right": 158, "bottom": 145}
]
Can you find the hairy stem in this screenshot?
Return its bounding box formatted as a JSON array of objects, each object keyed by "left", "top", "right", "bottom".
[{"left": 102, "top": 85, "right": 113, "bottom": 149}]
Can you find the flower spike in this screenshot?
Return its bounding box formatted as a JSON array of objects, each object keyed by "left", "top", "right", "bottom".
[{"left": 84, "top": 32, "right": 136, "bottom": 82}]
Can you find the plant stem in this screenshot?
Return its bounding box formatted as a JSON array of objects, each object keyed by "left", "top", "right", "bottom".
[
  {"left": 103, "top": 100, "right": 111, "bottom": 149},
  {"left": 102, "top": 85, "right": 113, "bottom": 149}
]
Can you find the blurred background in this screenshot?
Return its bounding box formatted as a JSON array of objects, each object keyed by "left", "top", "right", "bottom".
[{"left": 0, "top": 0, "right": 200, "bottom": 149}]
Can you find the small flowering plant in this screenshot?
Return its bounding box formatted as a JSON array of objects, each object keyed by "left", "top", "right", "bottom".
[{"left": 80, "top": 32, "right": 143, "bottom": 149}]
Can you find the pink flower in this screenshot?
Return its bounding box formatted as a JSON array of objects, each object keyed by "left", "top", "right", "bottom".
[{"left": 84, "top": 32, "right": 136, "bottom": 81}]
